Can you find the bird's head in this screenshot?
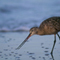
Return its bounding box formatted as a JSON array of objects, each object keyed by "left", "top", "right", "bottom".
[
  {"left": 29, "top": 27, "right": 39, "bottom": 36},
  {"left": 16, "top": 27, "right": 39, "bottom": 49}
]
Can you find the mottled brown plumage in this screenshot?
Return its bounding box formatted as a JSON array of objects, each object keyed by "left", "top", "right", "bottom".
[
  {"left": 39, "top": 17, "right": 60, "bottom": 35},
  {"left": 16, "top": 17, "right": 60, "bottom": 54}
]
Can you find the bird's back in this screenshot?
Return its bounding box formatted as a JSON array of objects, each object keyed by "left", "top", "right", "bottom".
[{"left": 39, "top": 17, "right": 60, "bottom": 35}]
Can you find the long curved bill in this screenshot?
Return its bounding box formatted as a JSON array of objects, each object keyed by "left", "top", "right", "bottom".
[{"left": 16, "top": 33, "right": 31, "bottom": 50}]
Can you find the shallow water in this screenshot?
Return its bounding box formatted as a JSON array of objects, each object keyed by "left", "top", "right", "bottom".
[{"left": 0, "top": 32, "right": 60, "bottom": 60}]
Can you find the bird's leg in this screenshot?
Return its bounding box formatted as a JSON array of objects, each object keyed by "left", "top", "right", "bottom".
[
  {"left": 57, "top": 33, "right": 60, "bottom": 40},
  {"left": 51, "top": 34, "right": 56, "bottom": 54}
]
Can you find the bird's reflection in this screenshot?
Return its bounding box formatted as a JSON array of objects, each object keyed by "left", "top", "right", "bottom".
[{"left": 51, "top": 53, "right": 54, "bottom": 60}]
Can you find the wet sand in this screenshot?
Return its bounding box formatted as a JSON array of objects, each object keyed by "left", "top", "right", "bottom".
[{"left": 0, "top": 32, "right": 60, "bottom": 60}]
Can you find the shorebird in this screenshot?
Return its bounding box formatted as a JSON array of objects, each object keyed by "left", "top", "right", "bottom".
[{"left": 16, "top": 17, "right": 60, "bottom": 54}]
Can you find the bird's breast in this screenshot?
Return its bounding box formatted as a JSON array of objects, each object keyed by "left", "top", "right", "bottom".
[{"left": 39, "top": 25, "right": 57, "bottom": 35}]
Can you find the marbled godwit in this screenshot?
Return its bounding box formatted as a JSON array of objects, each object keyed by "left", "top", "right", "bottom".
[{"left": 16, "top": 17, "right": 60, "bottom": 54}]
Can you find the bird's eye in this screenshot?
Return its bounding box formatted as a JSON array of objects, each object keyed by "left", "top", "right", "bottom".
[{"left": 32, "top": 30, "right": 33, "bottom": 32}]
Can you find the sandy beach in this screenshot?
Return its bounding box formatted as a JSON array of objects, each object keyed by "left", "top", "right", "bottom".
[{"left": 0, "top": 32, "right": 60, "bottom": 60}]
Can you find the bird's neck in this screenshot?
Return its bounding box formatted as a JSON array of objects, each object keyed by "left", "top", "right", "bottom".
[{"left": 37, "top": 29, "right": 45, "bottom": 35}]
